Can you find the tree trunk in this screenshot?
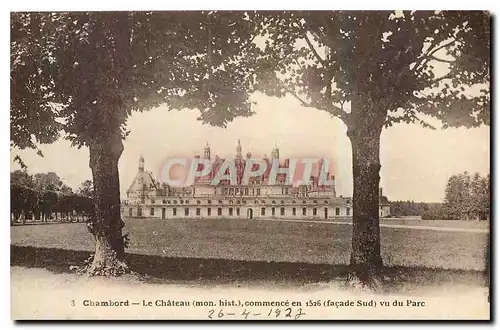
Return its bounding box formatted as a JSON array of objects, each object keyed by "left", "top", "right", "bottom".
[
  {"left": 346, "top": 120, "right": 384, "bottom": 290},
  {"left": 86, "top": 132, "right": 128, "bottom": 276}
]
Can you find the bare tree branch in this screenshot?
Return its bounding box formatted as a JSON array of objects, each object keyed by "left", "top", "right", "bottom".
[{"left": 430, "top": 55, "right": 455, "bottom": 63}]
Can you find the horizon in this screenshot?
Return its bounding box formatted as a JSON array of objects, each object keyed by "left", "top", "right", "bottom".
[{"left": 9, "top": 93, "right": 490, "bottom": 203}]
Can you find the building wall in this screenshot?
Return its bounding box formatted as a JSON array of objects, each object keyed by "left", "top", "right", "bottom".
[{"left": 123, "top": 196, "right": 353, "bottom": 220}]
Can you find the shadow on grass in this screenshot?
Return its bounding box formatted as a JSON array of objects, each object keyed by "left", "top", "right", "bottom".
[{"left": 11, "top": 245, "right": 488, "bottom": 292}]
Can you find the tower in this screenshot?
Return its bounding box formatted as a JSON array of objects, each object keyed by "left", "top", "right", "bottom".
[
  {"left": 139, "top": 155, "right": 144, "bottom": 172},
  {"left": 271, "top": 143, "right": 279, "bottom": 160},
  {"left": 236, "top": 139, "right": 243, "bottom": 161},
  {"left": 204, "top": 142, "right": 211, "bottom": 160}
]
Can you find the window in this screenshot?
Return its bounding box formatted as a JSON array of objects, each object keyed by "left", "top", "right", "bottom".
[
  {"left": 236, "top": 200, "right": 240, "bottom": 204},
  {"left": 313, "top": 200, "right": 318, "bottom": 204},
  {"left": 229, "top": 208, "right": 233, "bottom": 216},
  {"left": 303, "top": 200, "right": 307, "bottom": 204},
  {"left": 235, "top": 188, "right": 239, "bottom": 195},
  {"left": 229, "top": 188, "right": 234, "bottom": 195},
  {"left": 218, "top": 200, "right": 223, "bottom": 204},
  {"left": 324, "top": 200, "right": 329, "bottom": 204},
  {"left": 184, "top": 208, "right": 189, "bottom": 216},
  {"left": 272, "top": 200, "right": 276, "bottom": 204},
  {"left": 185, "top": 200, "right": 189, "bottom": 204},
  {"left": 173, "top": 208, "right": 177, "bottom": 216},
  {"left": 245, "top": 188, "right": 248, "bottom": 195},
  {"left": 346, "top": 207, "right": 351, "bottom": 216},
  {"left": 223, "top": 188, "right": 228, "bottom": 195},
  {"left": 272, "top": 207, "right": 276, "bottom": 216},
  {"left": 292, "top": 200, "right": 296, "bottom": 204},
  {"left": 242, "top": 200, "right": 246, "bottom": 204},
  {"left": 302, "top": 208, "right": 306, "bottom": 216},
  {"left": 197, "top": 200, "right": 201, "bottom": 204},
  {"left": 285, "top": 188, "right": 289, "bottom": 195},
  {"left": 138, "top": 207, "right": 142, "bottom": 216},
  {"left": 313, "top": 208, "right": 317, "bottom": 216},
  {"left": 256, "top": 188, "right": 261, "bottom": 196},
  {"left": 208, "top": 200, "right": 212, "bottom": 204},
  {"left": 150, "top": 208, "right": 154, "bottom": 216},
  {"left": 335, "top": 207, "right": 340, "bottom": 216},
  {"left": 173, "top": 200, "right": 177, "bottom": 204},
  {"left": 292, "top": 208, "right": 296, "bottom": 216},
  {"left": 218, "top": 208, "right": 222, "bottom": 216},
  {"left": 236, "top": 208, "right": 240, "bottom": 216},
  {"left": 129, "top": 208, "right": 133, "bottom": 217},
  {"left": 180, "top": 200, "right": 184, "bottom": 204},
  {"left": 280, "top": 207, "right": 285, "bottom": 216},
  {"left": 261, "top": 208, "right": 266, "bottom": 216},
  {"left": 163, "top": 200, "right": 167, "bottom": 204},
  {"left": 196, "top": 208, "right": 200, "bottom": 216},
  {"left": 252, "top": 189, "right": 255, "bottom": 195},
  {"left": 207, "top": 208, "right": 211, "bottom": 216},
  {"left": 151, "top": 199, "right": 155, "bottom": 204}
]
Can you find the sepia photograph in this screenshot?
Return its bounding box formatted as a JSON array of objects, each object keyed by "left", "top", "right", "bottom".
[{"left": 9, "top": 9, "right": 491, "bottom": 320}]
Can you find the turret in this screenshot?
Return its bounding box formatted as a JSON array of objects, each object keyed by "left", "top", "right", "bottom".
[
  {"left": 271, "top": 143, "right": 279, "bottom": 160},
  {"left": 236, "top": 139, "right": 243, "bottom": 161},
  {"left": 139, "top": 155, "right": 144, "bottom": 172},
  {"left": 204, "top": 142, "right": 211, "bottom": 160}
]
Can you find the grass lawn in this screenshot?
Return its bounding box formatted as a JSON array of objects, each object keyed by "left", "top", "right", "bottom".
[{"left": 10, "top": 217, "right": 488, "bottom": 271}]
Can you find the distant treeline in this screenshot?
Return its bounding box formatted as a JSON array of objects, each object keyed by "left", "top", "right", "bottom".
[
  {"left": 10, "top": 170, "right": 95, "bottom": 224},
  {"left": 389, "top": 201, "right": 448, "bottom": 220},
  {"left": 390, "top": 172, "right": 490, "bottom": 221}
]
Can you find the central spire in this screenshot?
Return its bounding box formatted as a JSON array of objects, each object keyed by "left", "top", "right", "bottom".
[{"left": 236, "top": 139, "right": 242, "bottom": 160}]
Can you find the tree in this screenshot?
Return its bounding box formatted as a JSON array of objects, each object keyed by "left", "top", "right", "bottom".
[
  {"left": 33, "top": 172, "right": 63, "bottom": 193},
  {"left": 77, "top": 180, "right": 94, "bottom": 199},
  {"left": 465, "top": 172, "right": 490, "bottom": 220},
  {"left": 11, "top": 12, "right": 260, "bottom": 275},
  {"left": 254, "top": 11, "right": 490, "bottom": 287},
  {"left": 11, "top": 169, "right": 34, "bottom": 188},
  {"left": 444, "top": 172, "right": 471, "bottom": 219}
]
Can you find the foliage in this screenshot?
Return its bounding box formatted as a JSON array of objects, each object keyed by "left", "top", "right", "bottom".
[
  {"left": 10, "top": 170, "right": 94, "bottom": 223},
  {"left": 11, "top": 12, "right": 262, "bottom": 150},
  {"left": 254, "top": 11, "right": 490, "bottom": 129},
  {"left": 444, "top": 171, "right": 489, "bottom": 220}
]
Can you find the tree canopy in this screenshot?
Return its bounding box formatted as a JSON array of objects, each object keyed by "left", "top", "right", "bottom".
[
  {"left": 255, "top": 11, "right": 489, "bottom": 129},
  {"left": 11, "top": 11, "right": 262, "bottom": 150}
]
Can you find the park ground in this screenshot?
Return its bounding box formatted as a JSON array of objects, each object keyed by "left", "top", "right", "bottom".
[{"left": 11, "top": 217, "right": 490, "bottom": 319}]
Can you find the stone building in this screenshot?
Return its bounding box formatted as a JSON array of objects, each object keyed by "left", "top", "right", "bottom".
[{"left": 122, "top": 141, "right": 390, "bottom": 220}]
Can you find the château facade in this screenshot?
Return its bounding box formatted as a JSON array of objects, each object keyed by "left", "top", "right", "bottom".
[{"left": 122, "top": 141, "right": 391, "bottom": 220}]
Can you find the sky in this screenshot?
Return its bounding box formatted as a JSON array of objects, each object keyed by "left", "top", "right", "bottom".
[{"left": 9, "top": 92, "right": 490, "bottom": 203}]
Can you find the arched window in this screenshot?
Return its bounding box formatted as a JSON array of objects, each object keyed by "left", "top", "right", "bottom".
[
  {"left": 280, "top": 207, "right": 285, "bottom": 216},
  {"left": 261, "top": 208, "right": 266, "bottom": 216}
]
